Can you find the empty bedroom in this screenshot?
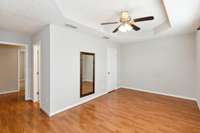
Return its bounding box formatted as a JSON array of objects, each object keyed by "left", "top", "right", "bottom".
[{"left": 0, "top": 0, "right": 200, "bottom": 133}]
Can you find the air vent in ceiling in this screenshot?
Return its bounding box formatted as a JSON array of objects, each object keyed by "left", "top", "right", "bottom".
[
  {"left": 65, "top": 24, "right": 78, "bottom": 29},
  {"left": 102, "top": 36, "right": 110, "bottom": 39}
]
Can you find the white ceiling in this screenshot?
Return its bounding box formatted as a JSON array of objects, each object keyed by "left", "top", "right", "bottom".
[
  {"left": 0, "top": 0, "right": 199, "bottom": 43},
  {"left": 0, "top": 0, "right": 64, "bottom": 34}
]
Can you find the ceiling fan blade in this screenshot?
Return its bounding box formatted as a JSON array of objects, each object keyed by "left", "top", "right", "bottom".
[
  {"left": 112, "top": 25, "right": 121, "bottom": 33},
  {"left": 101, "top": 22, "right": 119, "bottom": 25},
  {"left": 134, "top": 16, "right": 154, "bottom": 22},
  {"left": 197, "top": 26, "right": 200, "bottom": 30},
  {"left": 130, "top": 23, "right": 141, "bottom": 31}
]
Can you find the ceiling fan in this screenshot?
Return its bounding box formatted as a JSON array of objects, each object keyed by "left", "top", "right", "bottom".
[{"left": 100, "top": 11, "right": 154, "bottom": 33}]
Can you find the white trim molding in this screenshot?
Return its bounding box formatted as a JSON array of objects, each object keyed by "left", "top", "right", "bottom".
[
  {"left": 0, "top": 90, "right": 19, "bottom": 95},
  {"left": 33, "top": 41, "right": 41, "bottom": 104},
  {"left": 120, "top": 86, "right": 197, "bottom": 101},
  {"left": 18, "top": 48, "right": 26, "bottom": 92},
  {"left": 49, "top": 91, "right": 109, "bottom": 117}
]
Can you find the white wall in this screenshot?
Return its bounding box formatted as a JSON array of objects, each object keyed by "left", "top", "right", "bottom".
[
  {"left": 50, "top": 25, "right": 117, "bottom": 115},
  {"left": 31, "top": 24, "right": 199, "bottom": 115},
  {"left": 0, "top": 29, "right": 31, "bottom": 44},
  {"left": 0, "top": 29, "right": 32, "bottom": 100},
  {"left": 196, "top": 31, "right": 200, "bottom": 108},
  {"left": 119, "top": 33, "right": 196, "bottom": 99},
  {"left": 32, "top": 26, "right": 51, "bottom": 114}
]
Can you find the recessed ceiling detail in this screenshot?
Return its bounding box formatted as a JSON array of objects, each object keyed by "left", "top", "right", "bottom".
[
  {"left": 57, "top": 0, "right": 167, "bottom": 31},
  {"left": 49, "top": 0, "right": 171, "bottom": 43},
  {"left": 0, "top": 0, "right": 199, "bottom": 43}
]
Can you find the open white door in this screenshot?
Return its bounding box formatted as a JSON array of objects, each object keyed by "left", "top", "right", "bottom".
[
  {"left": 33, "top": 42, "right": 41, "bottom": 103},
  {"left": 107, "top": 47, "right": 117, "bottom": 92}
]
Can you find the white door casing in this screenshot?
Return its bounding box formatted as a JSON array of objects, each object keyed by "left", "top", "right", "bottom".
[
  {"left": 33, "top": 42, "right": 41, "bottom": 102},
  {"left": 18, "top": 49, "right": 26, "bottom": 91},
  {"left": 107, "top": 48, "right": 117, "bottom": 92}
]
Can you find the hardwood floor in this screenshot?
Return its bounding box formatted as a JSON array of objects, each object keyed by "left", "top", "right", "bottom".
[
  {"left": 82, "top": 81, "right": 93, "bottom": 95},
  {"left": 0, "top": 89, "right": 200, "bottom": 133}
]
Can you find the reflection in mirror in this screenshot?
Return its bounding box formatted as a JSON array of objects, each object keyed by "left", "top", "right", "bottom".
[{"left": 80, "top": 52, "right": 95, "bottom": 97}]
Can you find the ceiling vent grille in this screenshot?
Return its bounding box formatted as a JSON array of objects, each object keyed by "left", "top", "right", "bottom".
[
  {"left": 65, "top": 24, "right": 78, "bottom": 29},
  {"left": 102, "top": 36, "right": 110, "bottom": 39}
]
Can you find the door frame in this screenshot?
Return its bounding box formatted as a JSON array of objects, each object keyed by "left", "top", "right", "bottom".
[
  {"left": 0, "top": 41, "right": 29, "bottom": 100},
  {"left": 18, "top": 49, "right": 26, "bottom": 91},
  {"left": 33, "top": 41, "right": 41, "bottom": 103}
]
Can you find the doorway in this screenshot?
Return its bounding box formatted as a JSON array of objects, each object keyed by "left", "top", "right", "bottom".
[
  {"left": 33, "top": 42, "right": 41, "bottom": 103},
  {"left": 0, "top": 42, "right": 29, "bottom": 100},
  {"left": 107, "top": 47, "right": 117, "bottom": 92}
]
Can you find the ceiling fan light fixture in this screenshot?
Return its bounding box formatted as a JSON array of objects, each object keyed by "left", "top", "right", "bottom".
[
  {"left": 119, "top": 23, "right": 132, "bottom": 32},
  {"left": 125, "top": 23, "right": 133, "bottom": 31},
  {"left": 100, "top": 11, "right": 154, "bottom": 33}
]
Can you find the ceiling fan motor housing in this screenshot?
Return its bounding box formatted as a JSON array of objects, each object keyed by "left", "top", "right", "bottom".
[{"left": 120, "top": 11, "right": 131, "bottom": 23}]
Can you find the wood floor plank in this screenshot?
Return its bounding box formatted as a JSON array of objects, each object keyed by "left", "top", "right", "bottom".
[{"left": 0, "top": 89, "right": 200, "bottom": 133}]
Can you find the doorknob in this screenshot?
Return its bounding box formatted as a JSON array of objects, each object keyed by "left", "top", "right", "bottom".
[{"left": 108, "top": 72, "right": 110, "bottom": 75}]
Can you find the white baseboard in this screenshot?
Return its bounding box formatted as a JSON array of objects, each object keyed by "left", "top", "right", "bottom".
[
  {"left": 0, "top": 90, "right": 19, "bottom": 95},
  {"left": 197, "top": 101, "right": 200, "bottom": 110},
  {"left": 43, "top": 87, "right": 200, "bottom": 117},
  {"left": 120, "top": 86, "right": 197, "bottom": 101},
  {"left": 25, "top": 96, "right": 31, "bottom": 101},
  {"left": 49, "top": 91, "right": 109, "bottom": 117}
]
